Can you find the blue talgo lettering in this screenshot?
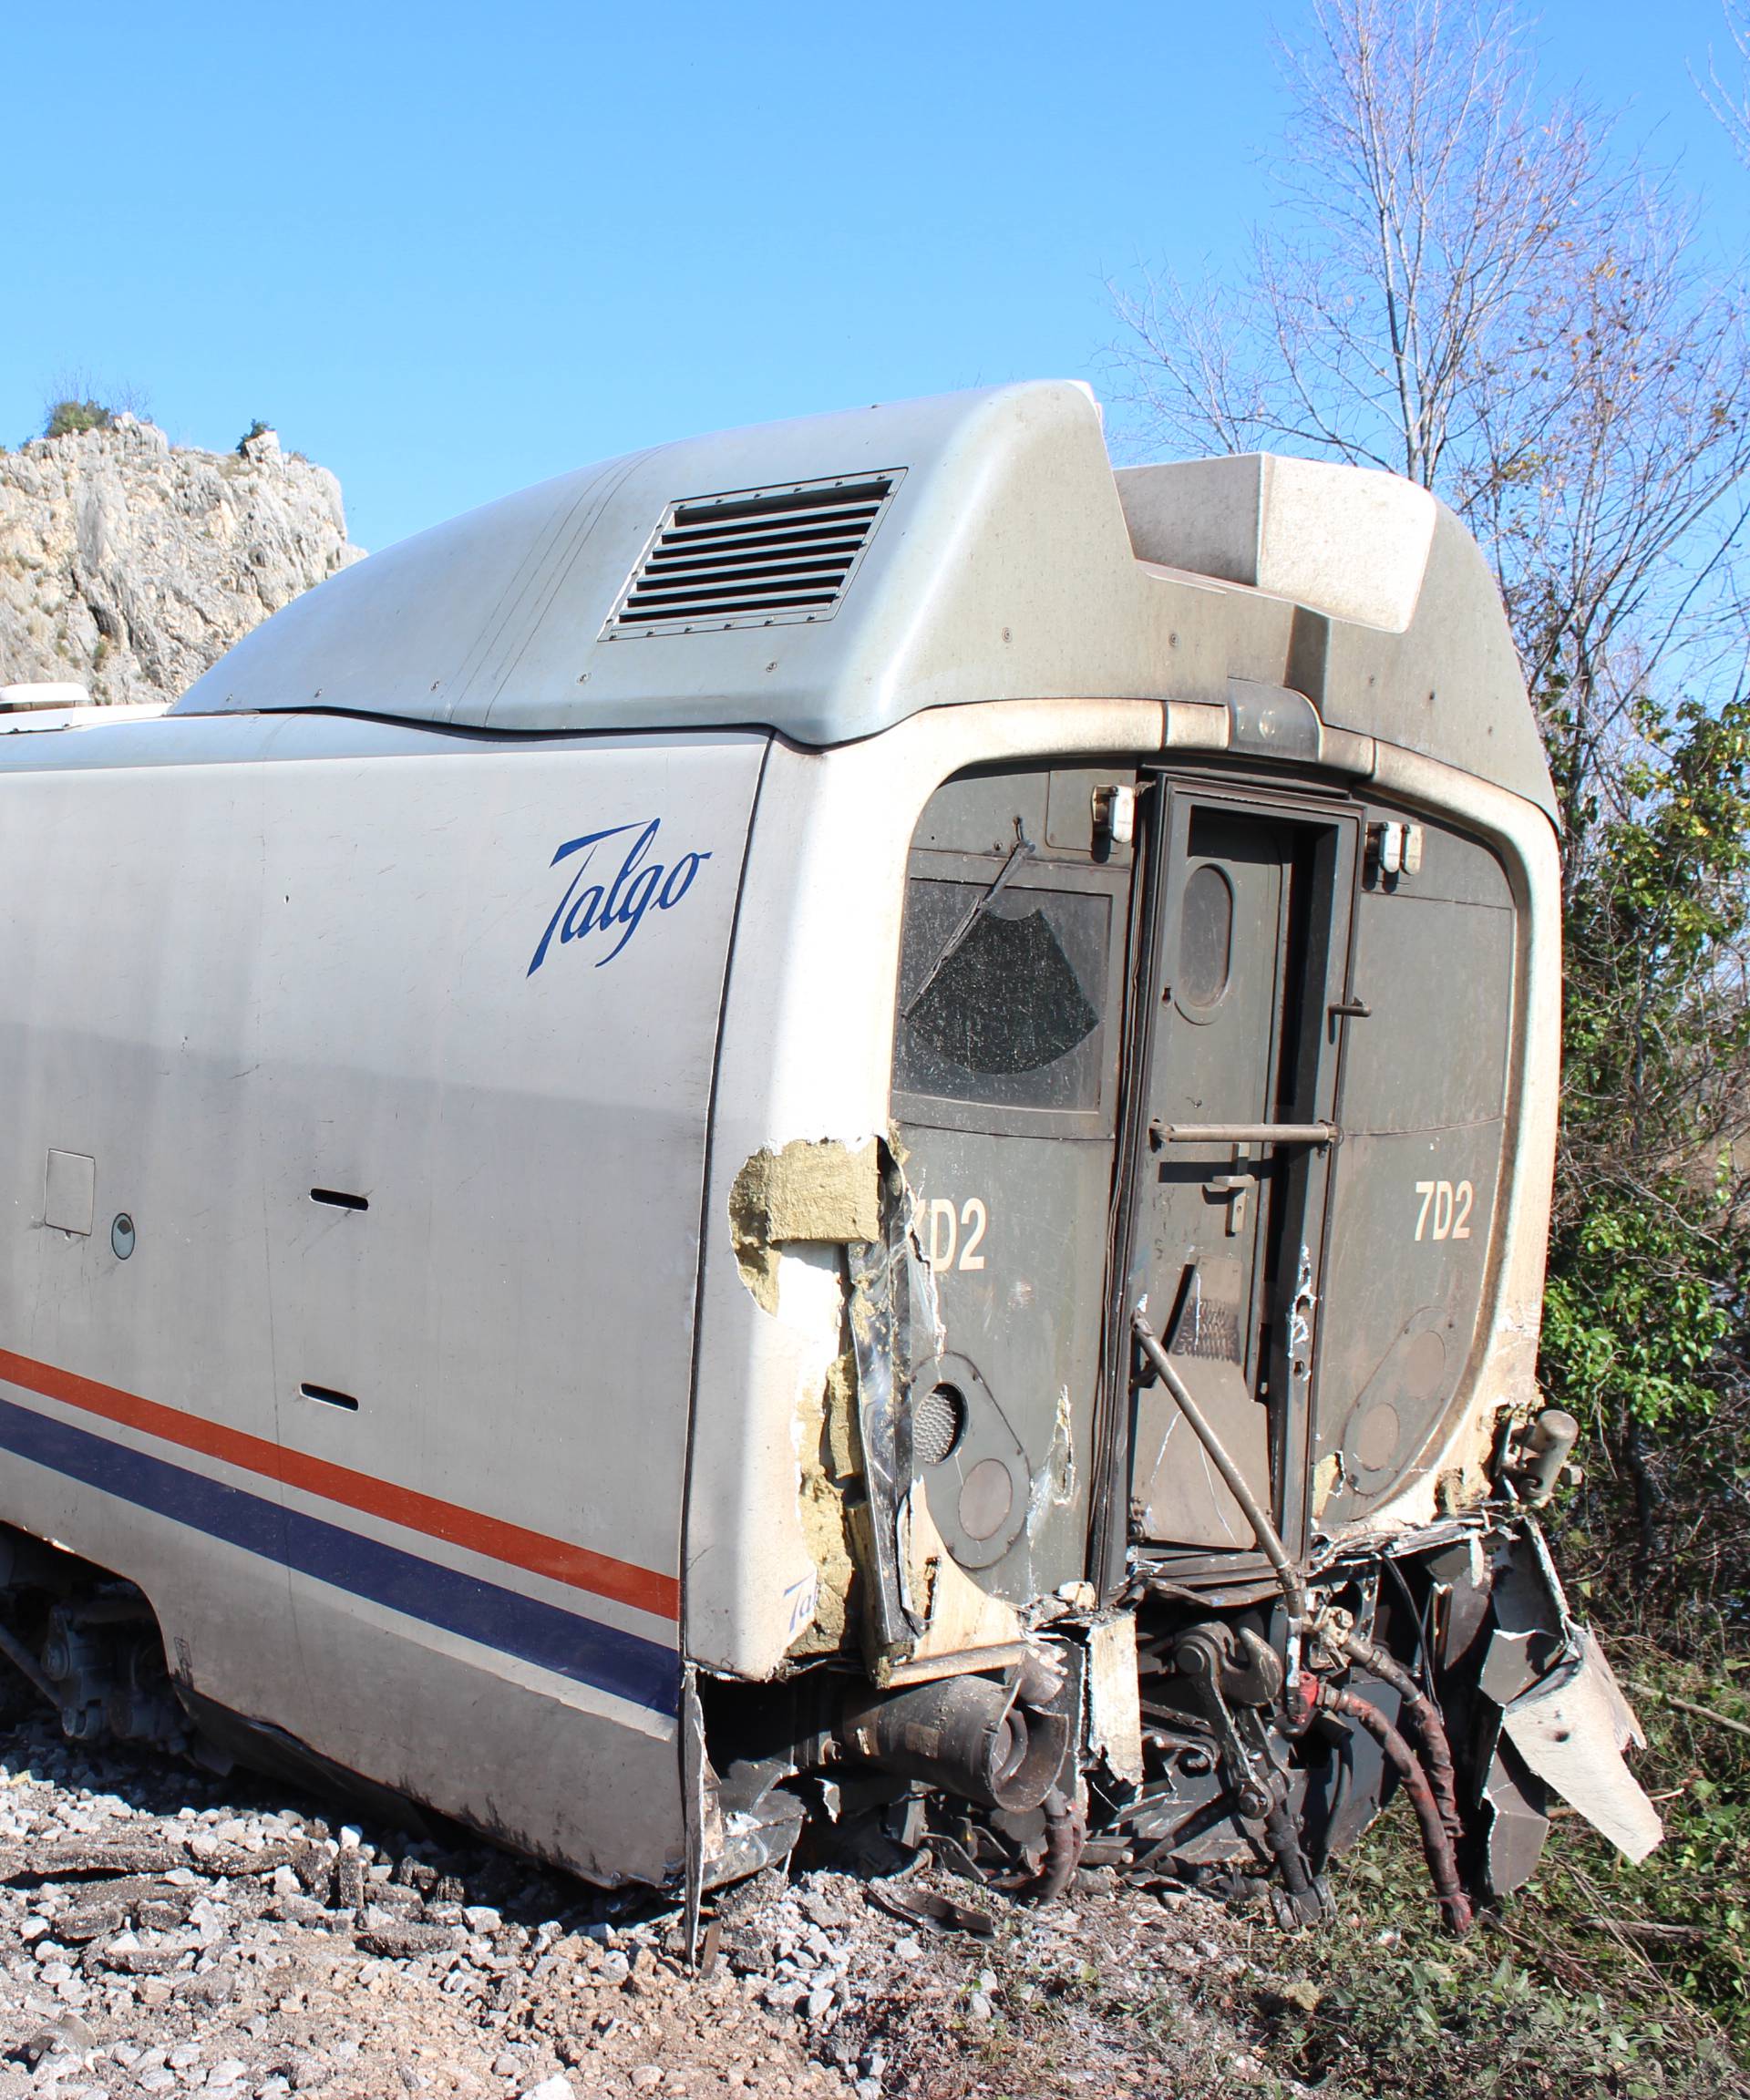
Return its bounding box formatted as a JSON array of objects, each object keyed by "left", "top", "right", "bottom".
[
  {"left": 658, "top": 852, "right": 709, "bottom": 910},
  {"left": 561, "top": 882, "right": 606, "bottom": 942},
  {"left": 526, "top": 822, "right": 636, "bottom": 977},
  {"left": 598, "top": 863, "right": 664, "bottom": 964},
  {"left": 602, "top": 819, "right": 661, "bottom": 925},
  {"left": 526, "top": 818, "right": 712, "bottom": 977}
]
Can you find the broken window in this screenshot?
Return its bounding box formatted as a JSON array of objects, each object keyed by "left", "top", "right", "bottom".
[{"left": 894, "top": 879, "right": 1109, "bottom": 1111}]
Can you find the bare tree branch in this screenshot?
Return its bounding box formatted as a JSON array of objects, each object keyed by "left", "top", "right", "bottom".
[{"left": 1108, "top": 0, "right": 1750, "bottom": 876}]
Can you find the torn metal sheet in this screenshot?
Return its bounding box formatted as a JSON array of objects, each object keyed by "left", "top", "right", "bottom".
[
  {"left": 889, "top": 1486, "right": 1024, "bottom": 1682},
  {"left": 1501, "top": 1626, "right": 1662, "bottom": 1863},
  {"left": 1086, "top": 1615, "right": 1145, "bottom": 1788},
  {"left": 866, "top": 1881, "right": 996, "bottom": 1936},
  {"left": 845, "top": 1155, "right": 921, "bottom": 1668}
]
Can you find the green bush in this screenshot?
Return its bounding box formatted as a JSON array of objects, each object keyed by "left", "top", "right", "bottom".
[
  {"left": 236, "top": 418, "right": 272, "bottom": 454},
  {"left": 43, "top": 398, "right": 113, "bottom": 439}
]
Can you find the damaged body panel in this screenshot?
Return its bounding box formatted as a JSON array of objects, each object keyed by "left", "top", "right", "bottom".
[{"left": 0, "top": 381, "right": 1651, "bottom": 1925}]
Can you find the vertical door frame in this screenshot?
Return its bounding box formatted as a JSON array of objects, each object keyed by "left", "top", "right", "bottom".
[{"left": 1091, "top": 767, "right": 1362, "bottom": 1594}]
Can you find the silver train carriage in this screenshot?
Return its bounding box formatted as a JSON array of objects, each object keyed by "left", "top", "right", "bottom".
[{"left": 0, "top": 382, "right": 1660, "bottom": 1925}]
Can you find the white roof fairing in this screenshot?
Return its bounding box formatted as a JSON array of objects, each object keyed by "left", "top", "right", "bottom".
[{"left": 172, "top": 382, "right": 1556, "bottom": 818}]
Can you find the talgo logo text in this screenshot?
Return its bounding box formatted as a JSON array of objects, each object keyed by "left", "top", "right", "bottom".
[{"left": 527, "top": 819, "right": 710, "bottom": 976}]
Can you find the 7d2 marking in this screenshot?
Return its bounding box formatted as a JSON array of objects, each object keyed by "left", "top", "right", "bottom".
[{"left": 1414, "top": 1179, "right": 1474, "bottom": 1242}]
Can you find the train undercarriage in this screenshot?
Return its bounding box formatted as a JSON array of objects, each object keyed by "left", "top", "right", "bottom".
[{"left": 696, "top": 1498, "right": 1656, "bottom": 1933}]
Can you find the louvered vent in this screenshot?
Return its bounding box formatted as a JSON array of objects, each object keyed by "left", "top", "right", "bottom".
[{"left": 604, "top": 471, "right": 901, "bottom": 637}]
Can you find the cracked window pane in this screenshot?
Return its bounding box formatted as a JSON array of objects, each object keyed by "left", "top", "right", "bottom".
[{"left": 894, "top": 879, "right": 1109, "bottom": 1110}]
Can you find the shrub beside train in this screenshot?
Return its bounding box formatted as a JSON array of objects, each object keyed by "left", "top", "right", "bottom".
[{"left": 0, "top": 383, "right": 1658, "bottom": 1925}]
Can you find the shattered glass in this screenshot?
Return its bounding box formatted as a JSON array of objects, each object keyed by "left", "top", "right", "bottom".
[{"left": 894, "top": 879, "right": 1108, "bottom": 1110}]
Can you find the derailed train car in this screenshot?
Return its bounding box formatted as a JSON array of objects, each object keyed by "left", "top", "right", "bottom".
[{"left": 0, "top": 382, "right": 1661, "bottom": 1927}]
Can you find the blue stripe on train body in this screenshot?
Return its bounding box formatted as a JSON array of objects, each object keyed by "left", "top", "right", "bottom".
[{"left": 0, "top": 1394, "right": 680, "bottom": 1719}]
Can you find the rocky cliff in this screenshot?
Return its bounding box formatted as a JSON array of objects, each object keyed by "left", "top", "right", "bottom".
[{"left": 0, "top": 417, "right": 360, "bottom": 706}]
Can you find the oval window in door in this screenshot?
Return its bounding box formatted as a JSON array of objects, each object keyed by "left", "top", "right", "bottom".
[{"left": 1178, "top": 862, "right": 1234, "bottom": 1013}]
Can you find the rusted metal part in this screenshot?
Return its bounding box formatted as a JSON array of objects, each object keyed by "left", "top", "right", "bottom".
[
  {"left": 837, "top": 1673, "right": 1067, "bottom": 1814},
  {"left": 1173, "top": 1627, "right": 1275, "bottom": 1820},
  {"left": 1261, "top": 1796, "right": 1325, "bottom": 1928},
  {"left": 1336, "top": 1626, "right": 1463, "bottom": 1845},
  {"left": 1301, "top": 1677, "right": 1473, "bottom": 1934},
  {"left": 1023, "top": 1787, "right": 1088, "bottom": 1904},
  {"left": 865, "top": 1880, "right": 996, "bottom": 1936}
]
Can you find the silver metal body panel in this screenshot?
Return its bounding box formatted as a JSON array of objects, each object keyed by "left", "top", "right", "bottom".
[
  {"left": 0, "top": 713, "right": 764, "bottom": 1881},
  {"left": 1114, "top": 455, "right": 1553, "bottom": 818},
  {"left": 170, "top": 385, "right": 1554, "bottom": 820}
]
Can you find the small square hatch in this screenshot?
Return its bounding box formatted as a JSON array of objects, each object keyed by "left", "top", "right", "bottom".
[{"left": 44, "top": 1149, "right": 95, "bottom": 1235}]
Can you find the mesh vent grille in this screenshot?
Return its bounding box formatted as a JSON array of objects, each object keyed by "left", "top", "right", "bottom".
[
  {"left": 912, "top": 1383, "right": 967, "bottom": 1469},
  {"left": 605, "top": 472, "right": 900, "bottom": 636}
]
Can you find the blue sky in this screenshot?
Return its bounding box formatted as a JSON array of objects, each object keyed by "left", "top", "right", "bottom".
[{"left": 5, "top": 1, "right": 1746, "bottom": 551}]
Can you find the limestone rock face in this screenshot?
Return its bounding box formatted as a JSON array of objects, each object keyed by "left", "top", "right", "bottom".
[{"left": 0, "top": 416, "right": 361, "bottom": 705}]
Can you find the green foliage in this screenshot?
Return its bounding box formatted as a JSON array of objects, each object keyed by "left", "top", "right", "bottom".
[
  {"left": 1542, "top": 1196, "right": 1732, "bottom": 1433},
  {"left": 1261, "top": 1929, "right": 1697, "bottom": 2097},
  {"left": 1539, "top": 693, "right": 1750, "bottom": 1456},
  {"left": 43, "top": 398, "right": 113, "bottom": 439},
  {"left": 236, "top": 418, "right": 272, "bottom": 454},
  {"left": 1561, "top": 696, "right": 1750, "bottom": 1095}
]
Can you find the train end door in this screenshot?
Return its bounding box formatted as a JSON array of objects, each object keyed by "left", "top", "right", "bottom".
[{"left": 1125, "top": 785, "right": 1358, "bottom": 1581}]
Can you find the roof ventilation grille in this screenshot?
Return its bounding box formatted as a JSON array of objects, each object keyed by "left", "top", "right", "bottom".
[{"left": 604, "top": 471, "right": 901, "bottom": 637}]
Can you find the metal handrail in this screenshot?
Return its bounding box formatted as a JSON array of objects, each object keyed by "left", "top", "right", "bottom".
[{"left": 1149, "top": 1120, "right": 1339, "bottom": 1148}]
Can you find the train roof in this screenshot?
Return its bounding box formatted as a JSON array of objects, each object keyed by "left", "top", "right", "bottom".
[{"left": 172, "top": 382, "right": 1555, "bottom": 821}]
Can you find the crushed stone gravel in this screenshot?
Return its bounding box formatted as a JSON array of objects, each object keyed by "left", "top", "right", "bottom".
[{"left": 0, "top": 1712, "right": 1290, "bottom": 2098}]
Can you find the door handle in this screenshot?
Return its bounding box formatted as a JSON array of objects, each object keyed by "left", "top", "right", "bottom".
[{"left": 1203, "top": 1173, "right": 1252, "bottom": 1236}]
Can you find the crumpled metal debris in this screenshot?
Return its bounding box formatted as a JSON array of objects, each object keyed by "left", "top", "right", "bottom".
[{"left": 864, "top": 1880, "right": 996, "bottom": 1937}]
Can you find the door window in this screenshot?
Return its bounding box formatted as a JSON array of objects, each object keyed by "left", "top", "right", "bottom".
[{"left": 1177, "top": 862, "right": 1235, "bottom": 1012}]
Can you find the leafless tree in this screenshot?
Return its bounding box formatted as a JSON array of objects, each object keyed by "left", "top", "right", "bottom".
[
  {"left": 1700, "top": 0, "right": 1750, "bottom": 169},
  {"left": 1112, "top": 3, "right": 1605, "bottom": 483},
  {"left": 1109, "top": 0, "right": 1750, "bottom": 875}
]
